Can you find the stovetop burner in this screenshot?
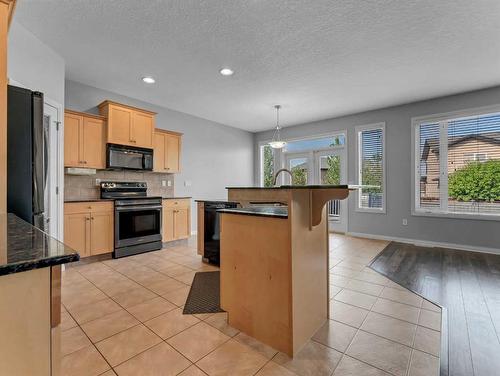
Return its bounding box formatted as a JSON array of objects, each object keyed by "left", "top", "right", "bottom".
[{"left": 101, "top": 181, "right": 154, "bottom": 199}]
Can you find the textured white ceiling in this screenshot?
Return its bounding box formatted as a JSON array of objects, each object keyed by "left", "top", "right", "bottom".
[{"left": 14, "top": 0, "right": 500, "bottom": 132}]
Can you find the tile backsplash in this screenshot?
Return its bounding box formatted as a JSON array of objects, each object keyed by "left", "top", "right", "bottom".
[{"left": 64, "top": 170, "right": 174, "bottom": 200}]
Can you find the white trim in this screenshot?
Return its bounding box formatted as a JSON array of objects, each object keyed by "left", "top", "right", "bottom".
[
  {"left": 43, "top": 99, "right": 64, "bottom": 242},
  {"left": 411, "top": 104, "right": 500, "bottom": 221},
  {"left": 346, "top": 231, "right": 500, "bottom": 255},
  {"left": 191, "top": 230, "right": 198, "bottom": 236},
  {"left": 411, "top": 103, "right": 500, "bottom": 125},
  {"left": 411, "top": 210, "right": 500, "bottom": 222},
  {"left": 355, "top": 122, "right": 386, "bottom": 214}
]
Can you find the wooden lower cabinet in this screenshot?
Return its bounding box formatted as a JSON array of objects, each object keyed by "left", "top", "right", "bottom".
[
  {"left": 64, "top": 202, "right": 114, "bottom": 257},
  {"left": 162, "top": 199, "right": 191, "bottom": 242},
  {"left": 64, "top": 213, "right": 90, "bottom": 257}
]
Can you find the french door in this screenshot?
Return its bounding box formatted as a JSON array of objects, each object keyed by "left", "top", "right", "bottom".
[
  {"left": 314, "top": 150, "right": 347, "bottom": 233},
  {"left": 284, "top": 149, "right": 347, "bottom": 232}
]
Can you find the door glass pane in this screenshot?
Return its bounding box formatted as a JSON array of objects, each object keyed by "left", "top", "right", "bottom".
[
  {"left": 288, "top": 158, "right": 308, "bottom": 185},
  {"left": 319, "top": 154, "right": 341, "bottom": 220},
  {"left": 319, "top": 155, "right": 340, "bottom": 185},
  {"left": 262, "top": 145, "right": 275, "bottom": 187}
]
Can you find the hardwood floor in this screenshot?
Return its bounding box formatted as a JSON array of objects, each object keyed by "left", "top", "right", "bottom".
[{"left": 370, "top": 242, "right": 500, "bottom": 376}]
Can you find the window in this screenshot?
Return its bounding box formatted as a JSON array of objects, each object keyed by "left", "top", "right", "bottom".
[
  {"left": 261, "top": 145, "right": 275, "bottom": 187},
  {"left": 356, "top": 123, "right": 385, "bottom": 212},
  {"left": 414, "top": 108, "right": 500, "bottom": 218}
]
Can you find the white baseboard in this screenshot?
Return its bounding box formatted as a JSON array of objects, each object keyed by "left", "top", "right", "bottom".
[{"left": 346, "top": 231, "right": 500, "bottom": 255}]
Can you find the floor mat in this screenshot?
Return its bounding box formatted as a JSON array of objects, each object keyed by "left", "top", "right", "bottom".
[{"left": 183, "top": 271, "right": 224, "bottom": 314}]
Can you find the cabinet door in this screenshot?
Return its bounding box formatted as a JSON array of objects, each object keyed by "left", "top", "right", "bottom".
[
  {"left": 174, "top": 208, "right": 190, "bottom": 239},
  {"left": 64, "top": 213, "right": 90, "bottom": 257},
  {"left": 108, "top": 105, "right": 132, "bottom": 145},
  {"left": 162, "top": 207, "right": 175, "bottom": 242},
  {"left": 153, "top": 132, "right": 165, "bottom": 172},
  {"left": 82, "top": 117, "right": 105, "bottom": 169},
  {"left": 132, "top": 111, "right": 154, "bottom": 148},
  {"left": 64, "top": 113, "right": 82, "bottom": 167},
  {"left": 90, "top": 211, "right": 114, "bottom": 255},
  {"left": 165, "top": 134, "right": 180, "bottom": 173}
]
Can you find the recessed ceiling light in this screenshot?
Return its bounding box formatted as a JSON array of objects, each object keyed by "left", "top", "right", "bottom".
[
  {"left": 142, "top": 76, "right": 156, "bottom": 84},
  {"left": 219, "top": 68, "right": 234, "bottom": 76}
]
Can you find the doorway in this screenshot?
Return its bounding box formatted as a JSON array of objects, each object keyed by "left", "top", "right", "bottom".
[
  {"left": 43, "top": 101, "right": 63, "bottom": 240},
  {"left": 281, "top": 134, "right": 347, "bottom": 233}
]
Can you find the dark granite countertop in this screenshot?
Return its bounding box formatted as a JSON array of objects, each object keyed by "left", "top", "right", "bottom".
[
  {"left": 226, "top": 185, "right": 349, "bottom": 189},
  {"left": 195, "top": 199, "right": 239, "bottom": 203},
  {"left": 217, "top": 206, "right": 288, "bottom": 218},
  {"left": 64, "top": 198, "right": 114, "bottom": 203},
  {"left": 0, "top": 214, "right": 79, "bottom": 276},
  {"left": 65, "top": 197, "right": 191, "bottom": 203}
]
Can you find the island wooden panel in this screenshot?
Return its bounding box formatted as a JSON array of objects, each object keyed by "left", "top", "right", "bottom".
[
  {"left": 222, "top": 187, "right": 351, "bottom": 356},
  {"left": 0, "top": 267, "right": 51, "bottom": 375},
  {"left": 290, "top": 190, "right": 329, "bottom": 351},
  {"left": 220, "top": 213, "right": 293, "bottom": 355}
]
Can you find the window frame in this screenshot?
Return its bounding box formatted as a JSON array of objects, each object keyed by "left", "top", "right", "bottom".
[
  {"left": 355, "top": 122, "right": 386, "bottom": 214},
  {"left": 411, "top": 104, "right": 500, "bottom": 221}
]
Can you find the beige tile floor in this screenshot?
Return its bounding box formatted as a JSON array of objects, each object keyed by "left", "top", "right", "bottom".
[{"left": 60, "top": 235, "right": 441, "bottom": 376}]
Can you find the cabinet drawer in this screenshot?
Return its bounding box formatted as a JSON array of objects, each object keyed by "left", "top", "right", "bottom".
[
  {"left": 65, "top": 201, "right": 114, "bottom": 214},
  {"left": 163, "top": 199, "right": 190, "bottom": 209}
]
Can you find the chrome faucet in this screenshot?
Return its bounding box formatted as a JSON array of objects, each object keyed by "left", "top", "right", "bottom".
[{"left": 273, "top": 168, "right": 293, "bottom": 186}]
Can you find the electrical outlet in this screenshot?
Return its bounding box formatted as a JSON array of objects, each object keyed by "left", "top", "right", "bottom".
[
  {"left": 402, "top": 218, "right": 408, "bottom": 226},
  {"left": 161, "top": 180, "right": 166, "bottom": 187},
  {"left": 167, "top": 180, "right": 172, "bottom": 187},
  {"left": 95, "top": 178, "right": 101, "bottom": 186}
]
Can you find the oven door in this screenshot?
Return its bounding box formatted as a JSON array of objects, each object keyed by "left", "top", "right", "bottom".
[{"left": 115, "top": 205, "right": 162, "bottom": 248}]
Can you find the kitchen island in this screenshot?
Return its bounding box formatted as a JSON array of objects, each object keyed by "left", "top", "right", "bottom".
[
  {"left": 0, "top": 214, "right": 79, "bottom": 375},
  {"left": 219, "top": 185, "right": 353, "bottom": 356}
]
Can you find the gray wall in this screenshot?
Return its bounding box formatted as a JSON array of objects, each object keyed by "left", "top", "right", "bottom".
[
  {"left": 65, "top": 80, "right": 254, "bottom": 231},
  {"left": 8, "top": 21, "right": 65, "bottom": 105},
  {"left": 254, "top": 86, "right": 500, "bottom": 252}
]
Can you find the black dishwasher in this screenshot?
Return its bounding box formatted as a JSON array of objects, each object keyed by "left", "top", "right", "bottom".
[{"left": 204, "top": 201, "right": 238, "bottom": 265}]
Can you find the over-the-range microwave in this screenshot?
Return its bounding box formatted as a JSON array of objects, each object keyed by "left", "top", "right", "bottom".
[{"left": 106, "top": 144, "right": 154, "bottom": 171}]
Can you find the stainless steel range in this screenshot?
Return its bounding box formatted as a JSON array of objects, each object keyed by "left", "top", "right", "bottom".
[{"left": 101, "top": 181, "right": 162, "bottom": 258}]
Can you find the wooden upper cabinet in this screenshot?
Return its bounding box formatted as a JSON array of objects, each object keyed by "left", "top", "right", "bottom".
[
  {"left": 64, "top": 110, "right": 105, "bottom": 169},
  {"left": 82, "top": 117, "right": 105, "bottom": 168},
  {"left": 153, "top": 129, "right": 182, "bottom": 173},
  {"left": 99, "top": 100, "right": 155, "bottom": 149},
  {"left": 153, "top": 132, "right": 166, "bottom": 171},
  {"left": 165, "top": 133, "right": 181, "bottom": 172},
  {"left": 132, "top": 111, "right": 154, "bottom": 147},
  {"left": 64, "top": 112, "right": 82, "bottom": 167},
  {"left": 107, "top": 105, "right": 132, "bottom": 146}
]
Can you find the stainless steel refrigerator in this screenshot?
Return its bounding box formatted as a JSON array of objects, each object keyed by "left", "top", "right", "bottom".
[{"left": 7, "top": 85, "right": 47, "bottom": 231}]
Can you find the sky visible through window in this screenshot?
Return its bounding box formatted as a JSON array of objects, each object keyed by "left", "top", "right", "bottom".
[{"left": 283, "top": 135, "right": 345, "bottom": 153}]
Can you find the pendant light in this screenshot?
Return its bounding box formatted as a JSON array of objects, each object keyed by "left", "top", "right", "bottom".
[{"left": 269, "top": 105, "right": 286, "bottom": 149}]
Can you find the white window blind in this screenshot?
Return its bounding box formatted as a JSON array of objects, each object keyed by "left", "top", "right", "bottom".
[
  {"left": 415, "top": 110, "right": 500, "bottom": 218},
  {"left": 357, "top": 125, "right": 385, "bottom": 211}
]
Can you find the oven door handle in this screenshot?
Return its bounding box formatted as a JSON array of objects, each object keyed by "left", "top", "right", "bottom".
[{"left": 115, "top": 205, "right": 163, "bottom": 211}]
